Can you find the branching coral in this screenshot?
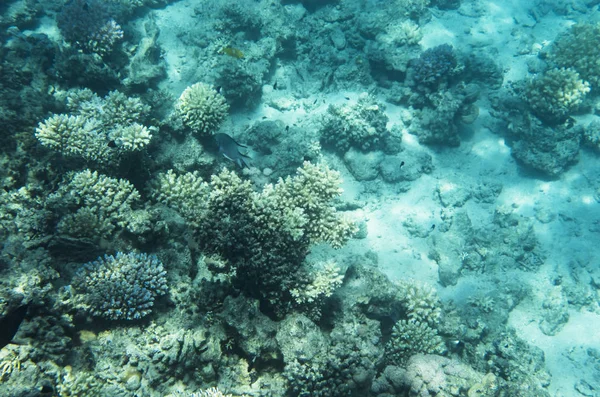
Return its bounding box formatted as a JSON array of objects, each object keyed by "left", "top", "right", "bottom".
[
  {"left": 49, "top": 169, "right": 148, "bottom": 239},
  {"left": 176, "top": 82, "right": 229, "bottom": 136},
  {"left": 549, "top": 23, "right": 600, "bottom": 89},
  {"left": 385, "top": 319, "right": 445, "bottom": 365},
  {"left": 395, "top": 280, "right": 442, "bottom": 327},
  {"left": 151, "top": 162, "right": 356, "bottom": 313},
  {"left": 56, "top": 0, "right": 123, "bottom": 56},
  {"left": 72, "top": 252, "right": 168, "bottom": 320},
  {"left": 526, "top": 67, "right": 590, "bottom": 124},
  {"left": 36, "top": 89, "right": 154, "bottom": 166},
  {"left": 35, "top": 114, "right": 109, "bottom": 162}
]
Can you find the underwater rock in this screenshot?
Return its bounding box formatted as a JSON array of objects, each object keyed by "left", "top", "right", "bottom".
[{"left": 344, "top": 149, "right": 383, "bottom": 181}]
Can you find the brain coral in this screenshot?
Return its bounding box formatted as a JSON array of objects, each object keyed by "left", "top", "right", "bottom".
[
  {"left": 176, "top": 82, "right": 229, "bottom": 136},
  {"left": 72, "top": 252, "right": 168, "bottom": 320}
]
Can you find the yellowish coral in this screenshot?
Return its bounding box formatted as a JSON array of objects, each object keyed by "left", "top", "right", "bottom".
[
  {"left": 53, "top": 170, "right": 143, "bottom": 238},
  {"left": 151, "top": 169, "right": 210, "bottom": 225},
  {"left": 549, "top": 23, "right": 600, "bottom": 89},
  {"left": 109, "top": 122, "right": 152, "bottom": 151},
  {"left": 35, "top": 114, "right": 108, "bottom": 161},
  {"left": 290, "top": 261, "right": 343, "bottom": 305},
  {"left": 526, "top": 67, "right": 590, "bottom": 123}
]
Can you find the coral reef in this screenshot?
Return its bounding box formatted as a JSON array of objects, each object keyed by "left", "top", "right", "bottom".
[
  {"left": 408, "top": 44, "right": 460, "bottom": 90},
  {"left": 176, "top": 82, "right": 229, "bottom": 137},
  {"left": 48, "top": 169, "right": 149, "bottom": 239},
  {"left": 583, "top": 119, "right": 600, "bottom": 151},
  {"left": 409, "top": 84, "right": 479, "bottom": 146},
  {"left": 320, "top": 93, "right": 393, "bottom": 153},
  {"left": 243, "top": 120, "right": 321, "bottom": 180},
  {"left": 36, "top": 89, "right": 153, "bottom": 167},
  {"left": 526, "top": 67, "right": 590, "bottom": 124},
  {"left": 152, "top": 161, "right": 356, "bottom": 314},
  {"left": 385, "top": 319, "right": 445, "bottom": 365},
  {"left": 71, "top": 252, "right": 168, "bottom": 320},
  {"left": 549, "top": 23, "right": 600, "bottom": 89},
  {"left": 489, "top": 87, "right": 583, "bottom": 176},
  {"left": 56, "top": 0, "right": 123, "bottom": 56}
]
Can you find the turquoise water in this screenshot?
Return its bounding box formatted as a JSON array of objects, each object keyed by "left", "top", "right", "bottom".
[{"left": 0, "top": 0, "right": 599, "bottom": 396}]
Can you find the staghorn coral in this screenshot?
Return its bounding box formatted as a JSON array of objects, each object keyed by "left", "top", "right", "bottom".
[
  {"left": 290, "top": 260, "right": 344, "bottom": 319},
  {"left": 290, "top": 261, "right": 343, "bottom": 305},
  {"left": 176, "top": 82, "right": 229, "bottom": 136},
  {"left": 526, "top": 67, "right": 590, "bottom": 124},
  {"left": 381, "top": 20, "right": 422, "bottom": 46},
  {"left": 108, "top": 123, "right": 152, "bottom": 151},
  {"left": 71, "top": 252, "right": 168, "bottom": 320}
]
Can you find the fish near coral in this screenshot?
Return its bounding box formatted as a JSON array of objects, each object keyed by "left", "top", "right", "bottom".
[
  {"left": 214, "top": 133, "right": 252, "bottom": 168},
  {"left": 0, "top": 304, "right": 28, "bottom": 350},
  {"left": 220, "top": 46, "right": 244, "bottom": 59}
]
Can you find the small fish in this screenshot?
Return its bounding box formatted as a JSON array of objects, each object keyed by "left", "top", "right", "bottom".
[
  {"left": 273, "top": 81, "right": 278, "bottom": 90},
  {"left": 0, "top": 304, "right": 28, "bottom": 350},
  {"left": 285, "top": 126, "right": 289, "bottom": 132},
  {"left": 399, "top": 161, "right": 405, "bottom": 168},
  {"left": 262, "top": 116, "right": 267, "bottom": 119},
  {"left": 344, "top": 96, "right": 350, "bottom": 100},
  {"left": 214, "top": 133, "right": 252, "bottom": 168},
  {"left": 313, "top": 99, "right": 318, "bottom": 105},
  {"left": 220, "top": 46, "right": 244, "bottom": 59}
]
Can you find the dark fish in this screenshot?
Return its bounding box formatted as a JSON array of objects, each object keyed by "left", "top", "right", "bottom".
[
  {"left": 214, "top": 133, "right": 252, "bottom": 168},
  {"left": 285, "top": 125, "right": 289, "bottom": 132},
  {"left": 344, "top": 96, "right": 350, "bottom": 100},
  {"left": 400, "top": 161, "right": 405, "bottom": 168},
  {"left": 0, "top": 304, "right": 28, "bottom": 350},
  {"left": 273, "top": 81, "right": 278, "bottom": 90}
]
